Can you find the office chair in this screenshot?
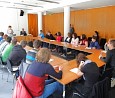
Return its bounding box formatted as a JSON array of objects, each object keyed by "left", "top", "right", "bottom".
[
  {"left": 100, "top": 38, "right": 106, "bottom": 50},
  {"left": 19, "top": 61, "right": 30, "bottom": 79},
  {"left": 6, "top": 59, "right": 19, "bottom": 89},
  {"left": 72, "top": 77, "right": 110, "bottom": 98},
  {"left": 0, "top": 56, "right": 7, "bottom": 79}
]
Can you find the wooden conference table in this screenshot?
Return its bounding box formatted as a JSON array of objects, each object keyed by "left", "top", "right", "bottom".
[{"left": 18, "top": 36, "right": 106, "bottom": 98}]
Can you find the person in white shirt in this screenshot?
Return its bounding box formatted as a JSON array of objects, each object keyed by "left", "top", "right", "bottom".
[
  {"left": 71, "top": 33, "right": 79, "bottom": 46},
  {"left": 7, "top": 25, "right": 14, "bottom": 37}
]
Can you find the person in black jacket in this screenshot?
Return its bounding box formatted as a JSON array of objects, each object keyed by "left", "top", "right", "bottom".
[
  {"left": 8, "top": 40, "right": 27, "bottom": 66},
  {"left": 72, "top": 53, "right": 99, "bottom": 98},
  {"left": 20, "top": 28, "right": 27, "bottom": 36},
  {"left": 46, "top": 31, "right": 55, "bottom": 40},
  {"left": 99, "top": 39, "right": 115, "bottom": 77}
]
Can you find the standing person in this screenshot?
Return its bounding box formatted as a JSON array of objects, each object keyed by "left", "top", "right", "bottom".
[
  {"left": 8, "top": 40, "right": 27, "bottom": 66},
  {"left": 20, "top": 28, "right": 27, "bottom": 36},
  {"left": 24, "top": 48, "right": 63, "bottom": 98},
  {"left": 99, "top": 39, "right": 115, "bottom": 77},
  {"left": 7, "top": 25, "right": 14, "bottom": 37},
  {"left": 72, "top": 53, "right": 99, "bottom": 98},
  {"left": 69, "top": 24, "right": 74, "bottom": 34},
  {"left": 39, "top": 30, "right": 45, "bottom": 39}
]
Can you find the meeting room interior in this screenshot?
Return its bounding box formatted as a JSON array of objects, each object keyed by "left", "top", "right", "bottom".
[{"left": 0, "top": 0, "right": 115, "bottom": 98}]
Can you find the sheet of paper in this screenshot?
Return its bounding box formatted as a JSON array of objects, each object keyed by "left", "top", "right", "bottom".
[
  {"left": 49, "top": 59, "right": 54, "bottom": 62},
  {"left": 70, "top": 68, "right": 80, "bottom": 74},
  {"left": 50, "top": 40, "right": 55, "bottom": 41},
  {"left": 101, "top": 50, "right": 107, "bottom": 53}
]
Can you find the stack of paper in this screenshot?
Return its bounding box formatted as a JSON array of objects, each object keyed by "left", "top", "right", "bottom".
[{"left": 70, "top": 68, "right": 79, "bottom": 74}]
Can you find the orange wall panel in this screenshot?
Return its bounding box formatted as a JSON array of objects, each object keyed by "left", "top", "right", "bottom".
[{"left": 43, "top": 6, "right": 115, "bottom": 41}]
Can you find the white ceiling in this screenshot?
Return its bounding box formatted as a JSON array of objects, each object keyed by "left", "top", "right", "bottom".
[{"left": 0, "top": 0, "right": 115, "bottom": 13}]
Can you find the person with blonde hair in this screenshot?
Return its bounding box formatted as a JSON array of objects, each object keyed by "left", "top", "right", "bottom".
[{"left": 24, "top": 48, "right": 63, "bottom": 98}]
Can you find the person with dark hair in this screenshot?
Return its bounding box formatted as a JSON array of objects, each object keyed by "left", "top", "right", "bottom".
[
  {"left": 0, "top": 36, "right": 12, "bottom": 54},
  {"left": 27, "top": 41, "right": 33, "bottom": 48},
  {"left": 26, "top": 40, "right": 42, "bottom": 64},
  {"left": 39, "top": 30, "right": 45, "bottom": 39},
  {"left": 8, "top": 40, "right": 27, "bottom": 66},
  {"left": 0, "top": 32, "right": 4, "bottom": 41},
  {"left": 69, "top": 24, "right": 74, "bottom": 34},
  {"left": 0, "top": 34, "right": 8, "bottom": 45},
  {"left": 24, "top": 48, "right": 63, "bottom": 98},
  {"left": 46, "top": 31, "right": 55, "bottom": 40},
  {"left": 1, "top": 37, "right": 17, "bottom": 63},
  {"left": 71, "top": 53, "right": 99, "bottom": 98},
  {"left": 79, "top": 34, "right": 88, "bottom": 47},
  {"left": 89, "top": 36, "right": 100, "bottom": 49},
  {"left": 71, "top": 33, "right": 79, "bottom": 46},
  {"left": 99, "top": 39, "right": 115, "bottom": 77},
  {"left": 56, "top": 32, "right": 62, "bottom": 42},
  {"left": 20, "top": 28, "right": 27, "bottom": 36},
  {"left": 7, "top": 25, "right": 14, "bottom": 37},
  {"left": 93, "top": 31, "right": 99, "bottom": 42}
]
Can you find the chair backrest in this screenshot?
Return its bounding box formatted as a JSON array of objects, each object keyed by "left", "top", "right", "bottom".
[
  {"left": 12, "top": 76, "right": 32, "bottom": 98},
  {"left": 90, "top": 77, "right": 110, "bottom": 98},
  {"left": 100, "top": 38, "right": 106, "bottom": 50},
  {"left": 19, "top": 62, "right": 30, "bottom": 78},
  {"left": 7, "top": 59, "right": 13, "bottom": 73}
]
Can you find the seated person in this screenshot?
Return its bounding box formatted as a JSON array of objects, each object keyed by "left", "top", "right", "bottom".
[
  {"left": 0, "top": 36, "right": 12, "bottom": 55},
  {"left": 43, "top": 31, "right": 55, "bottom": 48},
  {"left": 79, "top": 34, "right": 88, "bottom": 47},
  {"left": 99, "top": 39, "right": 115, "bottom": 78},
  {"left": 52, "top": 32, "right": 62, "bottom": 52},
  {"left": 26, "top": 40, "right": 42, "bottom": 64},
  {"left": 0, "top": 32, "right": 4, "bottom": 41},
  {"left": 56, "top": 32, "right": 62, "bottom": 42},
  {"left": 24, "top": 48, "right": 63, "bottom": 98},
  {"left": 0, "top": 34, "right": 8, "bottom": 45},
  {"left": 27, "top": 41, "right": 33, "bottom": 48},
  {"left": 39, "top": 30, "right": 45, "bottom": 39},
  {"left": 72, "top": 53, "right": 99, "bottom": 98},
  {"left": 46, "top": 31, "right": 55, "bottom": 40},
  {"left": 71, "top": 33, "right": 79, "bottom": 46},
  {"left": 8, "top": 40, "right": 27, "bottom": 66},
  {"left": 20, "top": 28, "right": 27, "bottom": 36},
  {"left": 1, "top": 37, "right": 17, "bottom": 63},
  {"left": 60, "top": 33, "right": 72, "bottom": 55},
  {"left": 89, "top": 36, "right": 100, "bottom": 49},
  {"left": 93, "top": 31, "right": 99, "bottom": 42}
]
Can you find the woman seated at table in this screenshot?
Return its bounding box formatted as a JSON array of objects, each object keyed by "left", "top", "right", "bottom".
[
  {"left": 71, "top": 33, "right": 79, "bottom": 46},
  {"left": 71, "top": 53, "right": 99, "bottom": 98},
  {"left": 24, "top": 48, "right": 63, "bottom": 98},
  {"left": 52, "top": 32, "right": 63, "bottom": 52},
  {"left": 79, "top": 34, "right": 88, "bottom": 47},
  {"left": 60, "top": 32, "right": 72, "bottom": 56}
]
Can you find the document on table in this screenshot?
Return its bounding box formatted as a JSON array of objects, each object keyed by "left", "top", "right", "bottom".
[
  {"left": 70, "top": 68, "right": 80, "bottom": 74},
  {"left": 49, "top": 59, "right": 54, "bottom": 62}
]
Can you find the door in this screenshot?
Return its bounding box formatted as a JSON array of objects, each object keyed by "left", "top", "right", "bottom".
[{"left": 28, "top": 14, "right": 38, "bottom": 37}]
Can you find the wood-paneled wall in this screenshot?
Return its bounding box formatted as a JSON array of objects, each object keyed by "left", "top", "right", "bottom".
[
  {"left": 43, "top": 13, "right": 64, "bottom": 36},
  {"left": 43, "top": 6, "right": 115, "bottom": 41}
]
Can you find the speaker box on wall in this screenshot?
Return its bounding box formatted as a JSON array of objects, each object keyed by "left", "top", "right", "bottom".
[{"left": 20, "top": 10, "right": 24, "bottom": 16}]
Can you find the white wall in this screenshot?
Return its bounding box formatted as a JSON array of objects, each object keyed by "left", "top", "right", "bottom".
[{"left": 0, "top": 8, "right": 28, "bottom": 36}]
